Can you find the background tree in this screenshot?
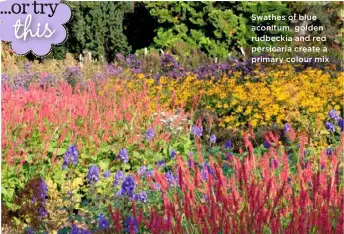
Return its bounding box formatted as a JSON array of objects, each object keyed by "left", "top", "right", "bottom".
[
  {"left": 51, "top": 2, "right": 132, "bottom": 62},
  {"left": 145, "top": 2, "right": 290, "bottom": 59}
]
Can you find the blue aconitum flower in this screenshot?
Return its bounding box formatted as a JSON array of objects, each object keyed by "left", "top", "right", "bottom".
[
  {"left": 201, "top": 168, "right": 207, "bottom": 181},
  {"left": 114, "top": 170, "right": 125, "bottom": 186},
  {"left": 326, "top": 148, "right": 334, "bottom": 156},
  {"left": 36, "top": 203, "right": 47, "bottom": 217},
  {"left": 201, "top": 163, "right": 214, "bottom": 180},
  {"left": 118, "top": 148, "right": 129, "bottom": 163},
  {"left": 32, "top": 177, "right": 47, "bottom": 201},
  {"left": 125, "top": 216, "right": 138, "bottom": 233},
  {"left": 71, "top": 224, "right": 79, "bottom": 234},
  {"left": 145, "top": 128, "right": 155, "bottom": 141},
  {"left": 134, "top": 191, "right": 147, "bottom": 203},
  {"left": 338, "top": 119, "right": 344, "bottom": 132},
  {"left": 284, "top": 123, "right": 291, "bottom": 133},
  {"left": 115, "top": 189, "right": 122, "bottom": 197},
  {"left": 204, "top": 163, "right": 214, "bottom": 175},
  {"left": 137, "top": 166, "right": 147, "bottom": 177},
  {"left": 325, "top": 121, "right": 336, "bottom": 133},
  {"left": 191, "top": 125, "right": 203, "bottom": 137},
  {"left": 224, "top": 140, "right": 232, "bottom": 149},
  {"left": 263, "top": 140, "right": 271, "bottom": 149},
  {"left": 209, "top": 134, "right": 216, "bottom": 144},
  {"left": 188, "top": 158, "right": 195, "bottom": 168},
  {"left": 170, "top": 149, "right": 176, "bottom": 159},
  {"left": 121, "top": 176, "right": 136, "bottom": 198},
  {"left": 62, "top": 144, "right": 79, "bottom": 170},
  {"left": 25, "top": 227, "right": 35, "bottom": 234},
  {"left": 70, "top": 224, "right": 91, "bottom": 234},
  {"left": 153, "top": 183, "right": 161, "bottom": 191},
  {"left": 329, "top": 109, "right": 340, "bottom": 120},
  {"left": 165, "top": 170, "right": 177, "bottom": 186},
  {"left": 39, "top": 178, "right": 48, "bottom": 200},
  {"left": 31, "top": 178, "right": 48, "bottom": 217},
  {"left": 87, "top": 165, "right": 100, "bottom": 184},
  {"left": 103, "top": 170, "right": 111, "bottom": 178},
  {"left": 146, "top": 169, "right": 154, "bottom": 178},
  {"left": 157, "top": 160, "right": 166, "bottom": 168},
  {"left": 98, "top": 214, "right": 110, "bottom": 229}
]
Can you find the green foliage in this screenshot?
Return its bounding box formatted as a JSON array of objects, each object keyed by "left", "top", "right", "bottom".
[
  {"left": 53, "top": 2, "right": 133, "bottom": 61},
  {"left": 145, "top": 2, "right": 290, "bottom": 58}
]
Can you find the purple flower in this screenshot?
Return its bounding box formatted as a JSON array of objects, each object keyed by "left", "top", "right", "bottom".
[
  {"left": 326, "top": 148, "right": 333, "bottom": 156},
  {"left": 145, "top": 128, "right": 155, "bottom": 141},
  {"left": 37, "top": 206, "right": 47, "bottom": 217},
  {"left": 98, "top": 214, "right": 109, "bottom": 229},
  {"left": 338, "top": 119, "right": 344, "bottom": 132},
  {"left": 329, "top": 109, "right": 340, "bottom": 120},
  {"left": 125, "top": 216, "right": 138, "bottom": 233},
  {"left": 39, "top": 73, "right": 58, "bottom": 88},
  {"left": 80, "top": 229, "right": 91, "bottom": 234},
  {"left": 1, "top": 74, "right": 10, "bottom": 84},
  {"left": 105, "top": 64, "right": 122, "bottom": 76},
  {"left": 103, "top": 170, "right": 111, "bottom": 178},
  {"left": 146, "top": 169, "right": 154, "bottom": 178},
  {"left": 157, "top": 160, "right": 166, "bottom": 168},
  {"left": 325, "top": 121, "right": 336, "bottom": 133},
  {"left": 224, "top": 140, "right": 232, "bottom": 149},
  {"left": 209, "top": 134, "right": 216, "bottom": 144},
  {"left": 38, "top": 178, "right": 48, "bottom": 200},
  {"left": 64, "top": 66, "right": 83, "bottom": 87},
  {"left": 121, "top": 176, "right": 136, "bottom": 198},
  {"left": 62, "top": 144, "right": 78, "bottom": 170},
  {"left": 87, "top": 165, "right": 100, "bottom": 184},
  {"left": 170, "top": 149, "right": 176, "bottom": 159},
  {"left": 116, "top": 53, "right": 125, "bottom": 61},
  {"left": 191, "top": 125, "right": 203, "bottom": 137},
  {"left": 71, "top": 224, "right": 79, "bottom": 234},
  {"left": 114, "top": 170, "right": 125, "bottom": 186},
  {"left": 284, "top": 123, "right": 291, "bottom": 133},
  {"left": 118, "top": 148, "right": 129, "bottom": 163},
  {"left": 25, "top": 227, "right": 35, "bottom": 234},
  {"left": 30, "top": 178, "right": 48, "bottom": 217},
  {"left": 153, "top": 183, "right": 161, "bottom": 191},
  {"left": 188, "top": 159, "right": 195, "bottom": 168},
  {"left": 272, "top": 159, "right": 279, "bottom": 169},
  {"left": 263, "top": 140, "right": 270, "bottom": 149},
  {"left": 201, "top": 168, "right": 207, "bottom": 181},
  {"left": 70, "top": 224, "right": 91, "bottom": 234},
  {"left": 201, "top": 163, "right": 214, "bottom": 180},
  {"left": 125, "top": 54, "right": 142, "bottom": 73},
  {"left": 165, "top": 171, "right": 177, "bottom": 186},
  {"left": 24, "top": 62, "right": 31, "bottom": 72},
  {"left": 137, "top": 166, "right": 154, "bottom": 178},
  {"left": 137, "top": 166, "right": 147, "bottom": 177},
  {"left": 12, "top": 71, "right": 35, "bottom": 90},
  {"left": 134, "top": 191, "right": 147, "bottom": 203}
]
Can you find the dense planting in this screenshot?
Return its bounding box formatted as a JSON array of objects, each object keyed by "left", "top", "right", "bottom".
[{"left": 1, "top": 55, "right": 343, "bottom": 233}]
